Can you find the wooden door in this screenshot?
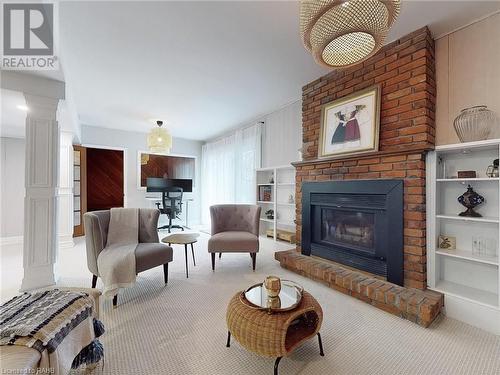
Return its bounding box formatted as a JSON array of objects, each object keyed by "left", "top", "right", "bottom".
[
  {"left": 86, "top": 148, "right": 124, "bottom": 211},
  {"left": 73, "top": 145, "right": 87, "bottom": 237}
]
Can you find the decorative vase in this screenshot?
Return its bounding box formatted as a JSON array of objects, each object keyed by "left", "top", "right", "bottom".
[
  {"left": 453, "top": 106, "right": 499, "bottom": 142},
  {"left": 264, "top": 276, "right": 281, "bottom": 298},
  {"left": 457, "top": 185, "right": 485, "bottom": 217}
]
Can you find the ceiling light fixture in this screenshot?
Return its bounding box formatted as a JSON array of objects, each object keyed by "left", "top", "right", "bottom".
[
  {"left": 147, "top": 120, "right": 172, "bottom": 153},
  {"left": 300, "top": 0, "right": 401, "bottom": 68},
  {"left": 17, "top": 105, "right": 29, "bottom": 111}
]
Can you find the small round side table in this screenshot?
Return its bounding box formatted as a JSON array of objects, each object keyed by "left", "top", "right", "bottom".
[
  {"left": 161, "top": 232, "right": 199, "bottom": 278},
  {"left": 226, "top": 289, "right": 324, "bottom": 375}
]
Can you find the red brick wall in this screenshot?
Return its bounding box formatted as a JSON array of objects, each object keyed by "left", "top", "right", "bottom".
[{"left": 295, "top": 27, "right": 436, "bottom": 290}]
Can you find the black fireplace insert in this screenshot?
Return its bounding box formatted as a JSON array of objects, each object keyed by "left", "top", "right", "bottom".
[{"left": 301, "top": 179, "right": 404, "bottom": 285}]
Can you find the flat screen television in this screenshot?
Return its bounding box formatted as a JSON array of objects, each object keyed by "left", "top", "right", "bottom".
[
  {"left": 146, "top": 177, "right": 193, "bottom": 193},
  {"left": 139, "top": 152, "right": 195, "bottom": 188}
]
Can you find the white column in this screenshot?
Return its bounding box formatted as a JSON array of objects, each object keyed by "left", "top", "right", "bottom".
[
  {"left": 20, "top": 94, "right": 60, "bottom": 291},
  {"left": 58, "top": 131, "right": 74, "bottom": 249}
]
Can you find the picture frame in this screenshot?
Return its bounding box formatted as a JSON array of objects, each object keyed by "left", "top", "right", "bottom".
[
  {"left": 319, "top": 85, "right": 381, "bottom": 159},
  {"left": 438, "top": 235, "right": 456, "bottom": 250}
]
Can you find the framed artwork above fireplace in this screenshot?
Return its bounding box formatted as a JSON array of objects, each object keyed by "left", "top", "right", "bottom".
[{"left": 319, "top": 85, "right": 381, "bottom": 159}]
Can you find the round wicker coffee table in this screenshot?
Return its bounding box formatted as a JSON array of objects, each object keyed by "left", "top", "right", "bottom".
[{"left": 226, "top": 289, "right": 324, "bottom": 375}]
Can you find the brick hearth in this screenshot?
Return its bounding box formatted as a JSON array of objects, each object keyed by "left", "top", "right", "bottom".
[{"left": 275, "top": 250, "right": 444, "bottom": 327}]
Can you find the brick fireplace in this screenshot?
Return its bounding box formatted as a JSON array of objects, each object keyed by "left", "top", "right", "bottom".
[
  {"left": 301, "top": 179, "right": 404, "bottom": 285},
  {"left": 275, "top": 27, "right": 444, "bottom": 327}
]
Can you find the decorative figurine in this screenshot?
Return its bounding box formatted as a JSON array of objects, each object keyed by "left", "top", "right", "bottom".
[
  {"left": 269, "top": 173, "right": 274, "bottom": 184},
  {"left": 457, "top": 185, "right": 485, "bottom": 217},
  {"left": 265, "top": 209, "right": 274, "bottom": 219},
  {"left": 288, "top": 194, "right": 295, "bottom": 204},
  {"left": 486, "top": 159, "right": 499, "bottom": 178}
]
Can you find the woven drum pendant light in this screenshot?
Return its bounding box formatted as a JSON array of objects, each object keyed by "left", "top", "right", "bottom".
[
  {"left": 147, "top": 120, "right": 172, "bottom": 153},
  {"left": 300, "top": 0, "right": 401, "bottom": 68}
]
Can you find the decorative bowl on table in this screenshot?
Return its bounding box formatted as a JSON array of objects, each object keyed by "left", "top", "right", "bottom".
[
  {"left": 240, "top": 279, "right": 303, "bottom": 314},
  {"left": 264, "top": 275, "right": 281, "bottom": 297}
]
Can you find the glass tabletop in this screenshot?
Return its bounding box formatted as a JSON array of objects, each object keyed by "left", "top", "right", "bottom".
[{"left": 243, "top": 280, "right": 303, "bottom": 312}]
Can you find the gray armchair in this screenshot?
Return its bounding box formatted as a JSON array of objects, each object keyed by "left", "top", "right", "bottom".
[
  {"left": 208, "top": 204, "right": 261, "bottom": 271},
  {"left": 83, "top": 208, "right": 173, "bottom": 306}
]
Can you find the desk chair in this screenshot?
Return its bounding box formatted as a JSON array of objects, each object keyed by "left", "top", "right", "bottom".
[{"left": 156, "top": 187, "right": 185, "bottom": 232}]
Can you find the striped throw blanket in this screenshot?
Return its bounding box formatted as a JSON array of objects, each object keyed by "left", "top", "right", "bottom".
[{"left": 0, "top": 289, "right": 104, "bottom": 374}]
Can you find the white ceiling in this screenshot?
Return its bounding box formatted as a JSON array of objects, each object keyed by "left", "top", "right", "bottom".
[{"left": 3, "top": 1, "right": 500, "bottom": 141}]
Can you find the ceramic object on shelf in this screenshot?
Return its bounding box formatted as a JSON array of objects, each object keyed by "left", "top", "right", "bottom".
[
  {"left": 457, "top": 185, "right": 485, "bottom": 217},
  {"left": 265, "top": 209, "right": 274, "bottom": 219},
  {"left": 486, "top": 159, "right": 499, "bottom": 178},
  {"left": 453, "top": 106, "right": 499, "bottom": 142},
  {"left": 457, "top": 170, "right": 476, "bottom": 178},
  {"left": 288, "top": 194, "right": 295, "bottom": 204}
]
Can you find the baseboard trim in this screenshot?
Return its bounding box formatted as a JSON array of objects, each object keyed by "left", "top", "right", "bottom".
[
  {"left": 0, "top": 235, "right": 75, "bottom": 248},
  {"left": 0, "top": 236, "right": 23, "bottom": 246},
  {"left": 59, "top": 234, "right": 75, "bottom": 249}
]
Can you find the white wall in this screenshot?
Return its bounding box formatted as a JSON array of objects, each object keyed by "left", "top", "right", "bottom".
[
  {"left": 435, "top": 13, "right": 500, "bottom": 145},
  {"left": 261, "top": 100, "right": 302, "bottom": 167},
  {"left": 0, "top": 137, "right": 25, "bottom": 239},
  {"left": 80, "top": 125, "right": 203, "bottom": 225},
  {"left": 210, "top": 100, "right": 302, "bottom": 168}
]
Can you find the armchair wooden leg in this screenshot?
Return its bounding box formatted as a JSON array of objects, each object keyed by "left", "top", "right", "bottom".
[
  {"left": 163, "top": 263, "right": 169, "bottom": 284},
  {"left": 91, "top": 275, "right": 97, "bottom": 288},
  {"left": 113, "top": 294, "right": 118, "bottom": 308},
  {"left": 251, "top": 253, "right": 256, "bottom": 271},
  {"left": 211, "top": 253, "right": 216, "bottom": 271}
]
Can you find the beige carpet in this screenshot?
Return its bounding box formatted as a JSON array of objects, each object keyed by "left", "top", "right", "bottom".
[{"left": 71, "top": 233, "right": 500, "bottom": 375}]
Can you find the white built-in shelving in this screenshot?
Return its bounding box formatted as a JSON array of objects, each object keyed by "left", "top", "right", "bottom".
[
  {"left": 437, "top": 177, "right": 500, "bottom": 182},
  {"left": 435, "top": 214, "right": 499, "bottom": 223},
  {"left": 256, "top": 165, "right": 296, "bottom": 241},
  {"left": 426, "top": 138, "right": 500, "bottom": 334}
]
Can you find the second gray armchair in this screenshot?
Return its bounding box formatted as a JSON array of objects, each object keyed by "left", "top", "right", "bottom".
[{"left": 208, "top": 204, "right": 261, "bottom": 271}]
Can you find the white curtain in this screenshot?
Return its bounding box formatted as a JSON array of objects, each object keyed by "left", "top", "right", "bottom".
[{"left": 201, "top": 123, "right": 262, "bottom": 225}]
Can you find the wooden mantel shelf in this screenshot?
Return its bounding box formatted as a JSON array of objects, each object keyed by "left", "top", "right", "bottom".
[{"left": 292, "top": 144, "right": 434, "bottom": 167}]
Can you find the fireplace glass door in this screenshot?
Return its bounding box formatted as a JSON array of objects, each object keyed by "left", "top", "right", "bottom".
[{"left": 321, "top": 208, "right": 375, "bottom": 252}]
